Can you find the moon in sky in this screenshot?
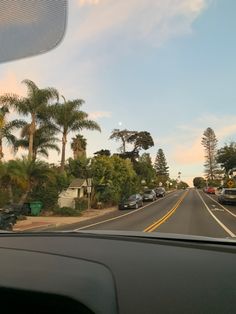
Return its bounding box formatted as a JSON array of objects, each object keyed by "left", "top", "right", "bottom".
[{"left": 118, "top": 121, "right": 122, "bottom": 126}]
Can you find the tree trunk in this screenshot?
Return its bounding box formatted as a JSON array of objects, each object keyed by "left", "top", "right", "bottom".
[
  {"left": 0, "top": 137, "right": 3, "bottom": 161},
  {"left": 60, "top": 133, "right": 67, "bottom": 171},
  {"left": 28, "top": 114, "right": 36, "bottom": 160},
  {"left": 8, "top": 185, "right": 14, "bottom": 204},
  {"left": 18, "top": 189, "right": 30, "bottom": 205}
]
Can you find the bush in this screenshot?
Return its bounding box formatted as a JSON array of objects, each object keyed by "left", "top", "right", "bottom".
[
  {"left": 53, "top": 206, "right": 81, "bottom": 217},
  {"left": 75, "top": 197, "right": 88, "bottom": 211}
]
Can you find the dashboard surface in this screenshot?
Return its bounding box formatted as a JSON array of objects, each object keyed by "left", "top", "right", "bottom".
[{"left": 0, "top": 232, "right": 235, "bottom": 314}]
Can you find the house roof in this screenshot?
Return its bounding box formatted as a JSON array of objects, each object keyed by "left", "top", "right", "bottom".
[{"left": 69, "top": 178, "right": 87, "bottom": 188}]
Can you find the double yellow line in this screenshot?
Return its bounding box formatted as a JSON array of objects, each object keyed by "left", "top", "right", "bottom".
[{"left": 143, "top": 190, "right": 189, "bottom": 232}]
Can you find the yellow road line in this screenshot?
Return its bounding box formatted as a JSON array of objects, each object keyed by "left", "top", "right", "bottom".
[{"left": 143, "top": 190, "right": 189, "bottom": 232}]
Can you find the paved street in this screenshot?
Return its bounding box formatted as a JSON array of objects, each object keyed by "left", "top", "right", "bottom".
[{"left": 46, "top": 188, "right": 236, "bottom": 238}]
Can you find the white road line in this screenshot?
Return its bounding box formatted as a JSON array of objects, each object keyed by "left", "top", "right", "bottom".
[
  {"left": 196, "top": 190, "right": 235, "bottom": 237},
  {"left": 204, "top": 194, "right": 236, "bottom": 218},
  {"left": 74, "top": 191, "right": 179, "bottom": 231}
]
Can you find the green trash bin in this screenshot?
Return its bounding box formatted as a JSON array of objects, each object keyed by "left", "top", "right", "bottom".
[{"left": 30, "top": 201, "right": 43, "bottom": 216}]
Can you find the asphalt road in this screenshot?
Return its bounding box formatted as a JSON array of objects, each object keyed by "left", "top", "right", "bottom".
[{"left": 47, "top": 188, "right": 236, "bottom": 238}]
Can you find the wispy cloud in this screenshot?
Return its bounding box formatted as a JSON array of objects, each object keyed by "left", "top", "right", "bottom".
[
  {"left": 88, "top": 111, "right": 111, "bottom": 120},
  {"left": 78, "top": 0, "right": 101, "bottom": 5},
  {"left": 0, "top": 71, "right": 25, "bottom": 95},
  {"left": 75, "top": 0, "right": 208, "bottom": 45},
  {"left": 166, "top": 114, "right": 236, "bottom": 166}
]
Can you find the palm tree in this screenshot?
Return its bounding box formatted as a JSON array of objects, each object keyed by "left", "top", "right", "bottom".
[
  {"left": 15, "top": 124, "right": 60, "bottom": 160},
  {"left": 0, "top": 106, "right": 27, "bottom": 160},
  {"left": 50, "top": 96, "right": 101, "bottom": 171},
  {"left": 71, "top": 134, "right": 87, "bottom": 159},
  {"left": 0, "top": 79, "right": 59, "bottom": 160},
  {"left": 6, "top": 158, "right": 52, "bottom": 205}
]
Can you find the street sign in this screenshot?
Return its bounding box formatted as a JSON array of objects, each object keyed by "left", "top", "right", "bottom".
[
  {"left": 227, "top": 180, "right": 234, "bottom": 188},
  {"left": 87, "top": 186, "right": 92, "bottom": 194}
]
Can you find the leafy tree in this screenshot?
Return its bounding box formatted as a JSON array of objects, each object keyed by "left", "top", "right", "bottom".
[
  {"left": 90, "top": 155, "right": 137, "bottom": 205},
  {"left": 134, "top": 153, "right": 156, "bottom": 186},
  {"left": 178, "top": 181, "right": 189, "bottom": 189},
  {"left": 50, "top": 96, "right": 101, "bottom": 171},
  {"left": 15, "top": 125, "right": 60, "bottom": 160},
  {"left": 128, "top": 131, "right": 154, "bottom": 152},
  {"left": 110, "top": 129, "right": 154, "bottom": 162},
  {"left": 154, "top": 148, "right": 169, "bottom": 185},
  {"left": 30, "top": 170, "right": 70, "bottom": 210},
  {"left": 0, "top": 106, "right": 27, "bottom": 160},
  {"left": 0, "top": 79, "right": 59, "bottom": 160},
  {"left": 216, "top": 142, "right": 236, "bottom": 173},
  {"left": 94, "top": 149, "right": 111, "bottom": 157},
  {"left": 193, "top": 177, "right": 206, "bottom": 188},
  {"left": 109, "top": 129, "right": 135, "bottom": 153},
  {"left": 71, "top": 134, "right": 87, "bottom": 159},
  {"left": 201, "top": 127, "right": 219, "bottom": 180},
  {"left": 67, "top": 157, "right": 91, "bottom": 179}
]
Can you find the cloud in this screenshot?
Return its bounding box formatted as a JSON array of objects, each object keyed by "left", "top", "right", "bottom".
[
  {"left": 173, "top": 137, "right": 204, "bottom": 165},
  {"left": 88, "top": 111, "right": 111, "bottom": 120},
  {"left": 167, "top": 114, "right": 236, "bottom": 166},
  {"left": 75, "top": 0, "right": 208, "bottom": 45},
  {"left": 78, "top": 0, "right": 101, "bottom": 5},
  {"left": 0, "top": 71, "right": 25, "bottom": 95}
]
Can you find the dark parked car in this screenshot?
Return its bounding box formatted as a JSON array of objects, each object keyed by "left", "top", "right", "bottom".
[
  {"left": 142, "top": 189, "right": 157, "bottom": 202},
  {"left": 119, "top": 194, "right": 143, "bottom": 210},
  {"left": 155, "top": 187, "right": 166, "bottom": 197},
  {"left": 218, "top": 188, "right": 236, "bottom": 205}
]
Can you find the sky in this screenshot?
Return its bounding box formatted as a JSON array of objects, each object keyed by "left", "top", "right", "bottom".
[{"left": 1, "top": 0, "right": 236, "bottom": 186}]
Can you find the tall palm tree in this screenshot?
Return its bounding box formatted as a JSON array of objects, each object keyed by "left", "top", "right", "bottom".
[
  {"left": 0, "top": 79, "right": 59, "bottom": 160},
  {"left": 50, "top": 96, "right": 101, "bottom": 171},
  {"left": 71, "top": 134, "right": 87, "bottom": 159},
  {"left": 15, "top": 124, "right": 60, "bottom": 160},
  {"left": 0, "top": 105, "right": 27, "bottom": 160}
]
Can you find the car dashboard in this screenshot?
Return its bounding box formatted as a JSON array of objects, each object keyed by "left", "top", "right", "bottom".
[{"left": 0, "top": 231, "right": 235, "bottom": 314}]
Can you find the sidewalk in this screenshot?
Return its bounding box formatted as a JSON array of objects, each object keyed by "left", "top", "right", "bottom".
[{"left": 13, "top": 207, "right": 117, "bottom": 231}]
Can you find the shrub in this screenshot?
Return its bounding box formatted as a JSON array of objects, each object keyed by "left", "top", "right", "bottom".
[
  {"left": 75, "top": 197, "right": 88, "bottom": 211},
  {"left": 53, "top": 206, "right": 81, "bottom": 217}
]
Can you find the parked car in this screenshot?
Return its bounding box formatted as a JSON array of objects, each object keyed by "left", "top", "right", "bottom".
[
  {"left": 155, "top": 187, "right": 166, "bottom": 197},
  {"left": 119, "top": 194, "right": 143, "bottom": 210},
  {"left": 205, "top": 187, "right": 215, "bottom": 194},
  {"left": 142, "top": 189, "right": 157, "bottom": 202},
  {"left": 218, "top": 188, "right": 236, "bottom": 205}
]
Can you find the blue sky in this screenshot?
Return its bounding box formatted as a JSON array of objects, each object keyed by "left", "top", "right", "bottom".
[{"left": 1, "top": 0, "right": 236, "bottom": 185}]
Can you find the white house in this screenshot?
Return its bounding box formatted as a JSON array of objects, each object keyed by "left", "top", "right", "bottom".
[{"left": 58, "top": 178, "right": 88, "bottom": 209}]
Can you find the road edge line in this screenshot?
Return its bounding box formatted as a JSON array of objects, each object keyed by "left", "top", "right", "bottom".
[
  {"left": 196, "top": 190, "right": 235, "bottom": 237},
  {"left": 73, "top": 191, "right": 177, "bottom": 231},
  {"left": 204, "top": 193, "right": 236, "bottom": 218}
]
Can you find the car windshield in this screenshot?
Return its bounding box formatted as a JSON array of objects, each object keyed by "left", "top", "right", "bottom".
[
  {"left": 225, "top": 190, "right": 236, "bottom": 195},
  {"left": 0, "top": 0, "right": 235, "bottom": 240},
  {"left": 128, "top": 195, "right": 136, "bottom": 201}
]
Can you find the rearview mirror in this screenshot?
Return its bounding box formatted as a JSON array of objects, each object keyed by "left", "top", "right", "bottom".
[{"left": 0, "top": 0, "right": 67, "bottom": 63}]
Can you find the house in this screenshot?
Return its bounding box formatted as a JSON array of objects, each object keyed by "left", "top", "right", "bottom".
[{"left": 58, "top": 178, "right": 89, "bottom": 209}]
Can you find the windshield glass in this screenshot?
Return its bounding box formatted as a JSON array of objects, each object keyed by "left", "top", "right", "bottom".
[
  {"left": 0, "top": 0, "right": 235, "bottom": 240},
  {"left": 128, "top": 195, "right": 136, "bottom": 201},
  {"left": 225, "top": 190, "right": 236, "bottom": 195}
]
